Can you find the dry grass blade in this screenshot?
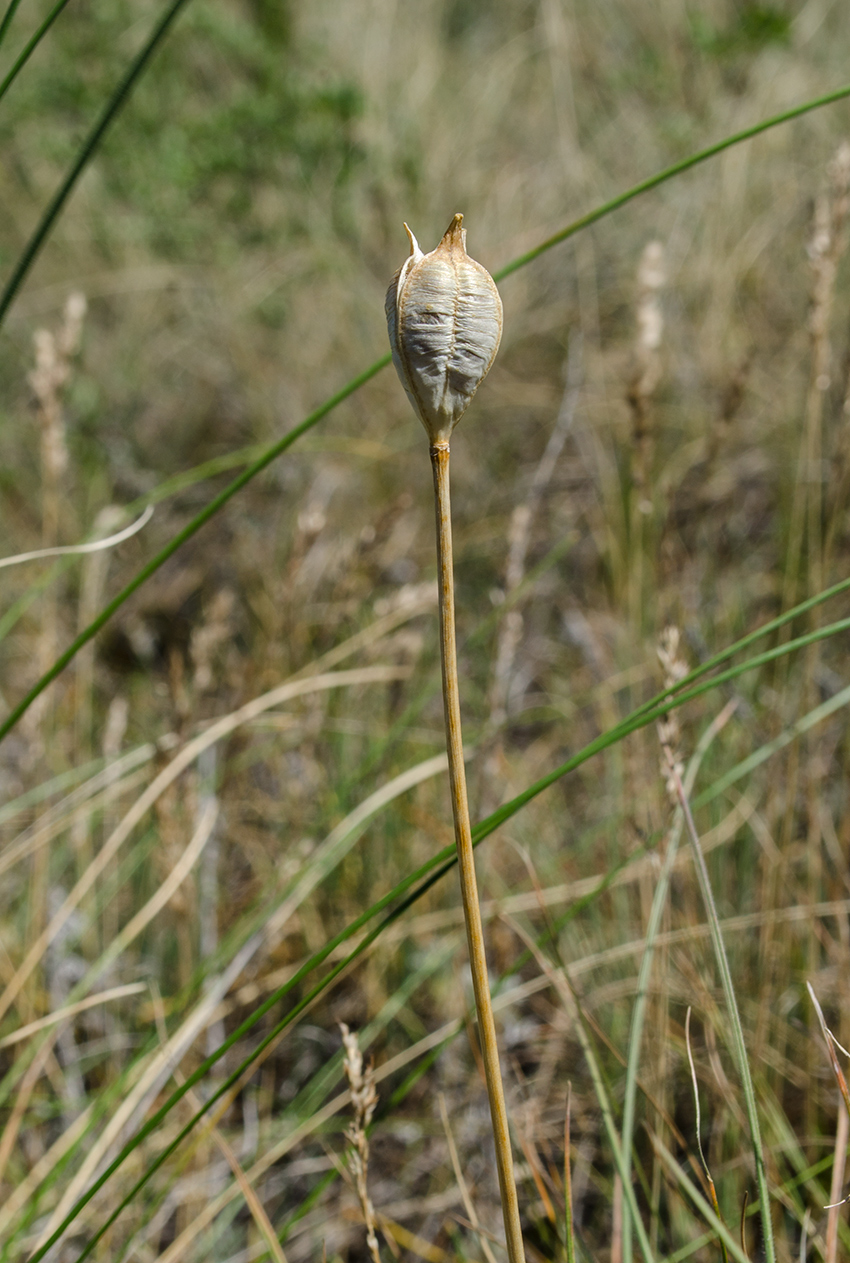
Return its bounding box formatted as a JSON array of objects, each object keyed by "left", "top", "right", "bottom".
[
  {"left": 825, "top": 1109, "right": 849, "bottom": 1263},
  {"left": 0, "top": 504, "right": 152, "bottom": 570},
  {"left": 685, "top": 1007, "right": 730, "bottom": 1263},
  {"left": 807, "top": 983, "right": 850, "bottom": 1261},
  {"left": 740, "top": 1192, "right": 750, "bottom": 1262},
  {"left": 807, "top": 983, "right": 850, "bottom": 1120},
  {"left": 0, "top": 981, "right": 145, "bottom": 1050},
  {"left": 0, "top": 1026, "right": 61, "bottom": 1187},
  {"left": 94, "top": 797, "right": 218, "bottom": 976},
  {"left": 438, "top": 1092, "right": 499, "bottom": 1263},
  {"left": 0, "top": 665, "right": 408, "bottom": 1029},
  {"left": 376, "top": 1215, "right": 447, "bottom": 1263}
]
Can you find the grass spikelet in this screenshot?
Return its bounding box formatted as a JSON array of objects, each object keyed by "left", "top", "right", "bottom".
[{"left": 341, "top": 1022, "right": 382, "bottom": 1263}]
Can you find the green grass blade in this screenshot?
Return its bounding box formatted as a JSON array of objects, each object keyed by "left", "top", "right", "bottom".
[
  {"left": 623, "top": 571, "right": 850, "bottom": 725},
  {"left": 671, "top": 769, "right": 775, "bottom": 1263},
  {"left": 573, "top": 1007, "right": 656, "bottom": 1263},
  {"left": 493, "top": 81, "right": 850, "bottom": 283},
  {"left": 0, "top": 0, "right": 194, "bottom": 328},
  {"left": 0, "top": 0, "right": 73, "bottom": 105},
  {"left": 0, "top": 559, "right": 69, "bottom": 644},
  {"left": 620, "top": 708, "right": 733, "bottom": 1263},
  {"left": 652, "top": 1134, "right": 753, "bottom": 1263},
  {"left": 473, "top": 612, "right": 850, "bottom": 844},
  {"left": 0, "top": 0, "right": 22, "bottom": 50},
  {"left": 4, "top": 81, "right": 850, "bottom": 745},
  {"left": 692, "top": 680, "right": 850, "bottom": 809},
  {"left": 508, "top": 914, "right": 655, "bottom": 1261}
]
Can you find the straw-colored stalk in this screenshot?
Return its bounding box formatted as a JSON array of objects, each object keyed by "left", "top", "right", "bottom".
[{"left": 430, "top": 440, "right": 525, "bottom": 1263}]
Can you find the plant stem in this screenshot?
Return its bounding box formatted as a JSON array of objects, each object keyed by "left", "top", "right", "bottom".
[{"left": 430, "top": 442, "right": 526, "bottom": 1263}]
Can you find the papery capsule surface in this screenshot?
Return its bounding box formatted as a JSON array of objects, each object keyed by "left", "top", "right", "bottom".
[{"left": 385, "top": 214, "right": 503, "bottom": 444}]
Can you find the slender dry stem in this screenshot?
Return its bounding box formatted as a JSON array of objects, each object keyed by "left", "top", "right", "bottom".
[
  {"left": 825, "top": 1107, "right": 848, "bottom": 1263},
  {"left": 564, "top": 1086, "right": 577, "bottom": 1263},
  {"left": 430, "top": 441, "right": 525, "bottom": 1263}
]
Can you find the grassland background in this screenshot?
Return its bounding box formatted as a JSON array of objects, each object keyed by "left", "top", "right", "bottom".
[{"left": 2, "top": 0, "right": 850, "bottom": 1260}]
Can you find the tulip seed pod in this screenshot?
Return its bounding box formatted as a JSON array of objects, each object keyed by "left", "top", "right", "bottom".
[{"left": 385, "top": 214, "right": 503, "bottom": 445}]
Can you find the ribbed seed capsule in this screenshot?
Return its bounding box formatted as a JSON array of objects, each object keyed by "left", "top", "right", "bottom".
[{"left": 385, "top": 214, "right": 503, "bottom": 445}]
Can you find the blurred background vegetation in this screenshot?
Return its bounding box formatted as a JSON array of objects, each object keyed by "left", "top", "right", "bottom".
[{"left": 2, "top": 0, "right": 850, "bottom": 1260}]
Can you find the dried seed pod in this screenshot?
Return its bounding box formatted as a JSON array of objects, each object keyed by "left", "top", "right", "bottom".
[{"left": 385, "top": 213, "right": 503, "bottom": 445}]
